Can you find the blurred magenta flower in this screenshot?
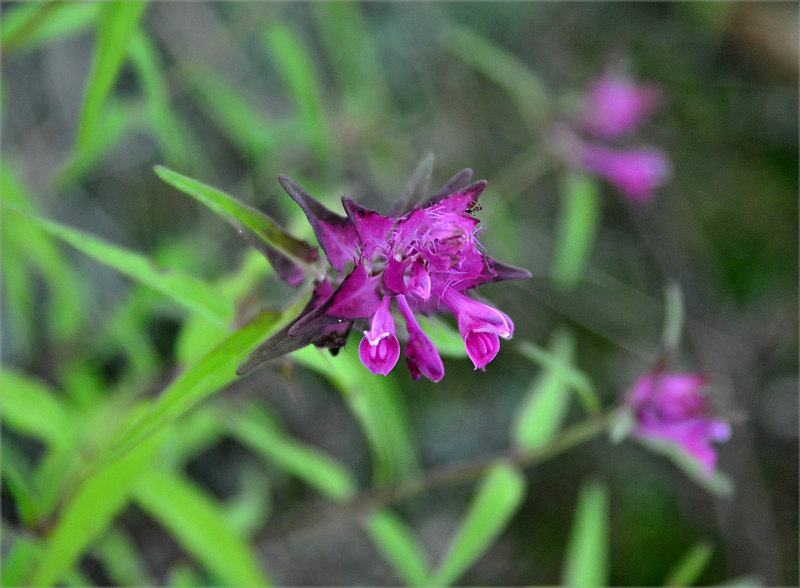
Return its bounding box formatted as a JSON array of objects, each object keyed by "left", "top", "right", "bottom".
[
  {"left": 578, "top": 143, "right": 672, "bottom": 203},
  {"left": 626, "top": 370, "right": 731, "bottom": 473},
  {"left": 555, "top": 64, "right": 672, "bottom": 203},
  {"left": 581, "top": 72, "right": 661, "bottom": 139},
  {"left": 238, "top": 169, "right": 531, "bottom": 380}
]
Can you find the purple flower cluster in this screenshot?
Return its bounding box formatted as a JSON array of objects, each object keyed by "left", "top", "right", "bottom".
[
  {"left": 626, "top": 370, "right": 731, "bottom": 473},
  {"left": 237, "top": 170, "right": 530, "bottom": 381},
  {"left": 556, "top": 68, "right": 672, "bottom": 203}
]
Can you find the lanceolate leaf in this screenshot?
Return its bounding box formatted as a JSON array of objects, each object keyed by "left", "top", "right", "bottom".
[
  {"left": 134, "top": 469, "right": 271, "bottom": 586},
  {"left": 365, "top": 509, "right": 432, "bottom": 586},
  {"left": 433, "top": 462, "right": 526, "bottom": 586},
  {"left": 561, "top": 479, "right": 609, "bottom": 587},
  {"left": 154, "top": 166, "right": 318, "bottom": 276},
  {"left": 14, "top": 208, "right": 233, "bottom": 326}
]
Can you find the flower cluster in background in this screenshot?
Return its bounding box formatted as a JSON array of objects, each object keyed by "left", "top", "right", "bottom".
[
  {"left": 238, "top": 171, "right": 531, "bottom": 381},
  {"left": 555, "top": 67, "right": 673, "bottom": 202}
]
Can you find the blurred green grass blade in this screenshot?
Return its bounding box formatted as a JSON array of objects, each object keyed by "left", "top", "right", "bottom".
[
  {"left": 54, "top": 99, "right": 140, "bottom": 191},
  {"left": 128, "top": 28, "right": 192, "bottom": 169},
  {"left": 433, "top": 462, "right": 526, "bottom": 586},
  {"left": 661, "top": 281, "right": 685, "bottom": 353},
  {"left": 292, "top": 344, "right": 419, "bottom": 484},
  {"left": 75, "top": 1, "right": 147, "bottom": 150},
  {"left": 167, "top": 563, "right": 206, "bottom": 587},
  {"left": 561, "top": 480, "right": 609, "bottom": 587},
  {"left": 1, "top": 2, "right": 100, "bottom": 53},
  {"left": 663, "top": 540, "right": 714, "bottom": 586},
  {"left": 442, "top": 23, "right": 550, "bottom": 130},
  {"left": 365, "top": 509, "right": 432, "bottom": 587},
  {"left": 517, "top": 337, "right": 600, "bottom": 415},
  {"left": 2, "top": 537, "right": 41, "bottom": 588},
  {"left": 2, "top": 162, "right": 84, "bottom": 341},
  {"left": 1, "top": 438, "right": 39, "bottom": 526},
  {"left": 98, "top": 289, "right": 162, "bottom": 379},
  {"left": 0, "top": 369, "right": 75, "bottom": 448},
  {"left": 93, "top": 529, "right": 152, "bottom": 587},
  {"left": 222, "top": 464, "right": 272, "bottom": 536},
  {"left": 634, "top": 436, "right": 734, "bottom": 496},
  {"left": 513, "top": 330, "right": 578, "bottom": 450},
  {"left": 228, "top": 404, "right": 358, "bottom": 502},
  {"left": 311, "top": 2, "right": 386, "bottom": 116},
  {"left": 155, "top": 165, "right": 318, "bottom": 265},
  {"left": 134, "top": 469, "right": 271, "bottom": 586},
  {"left": 551, "top": 172, "right": 601, "bottom": 291},
  {"left": 418, "top": 315, "right": 467, "bottom": 358},
  {"left": 28, "top": 432, "right": 161, "bottom": 587},
  {"left": 33, "top": 444, "right": 83, "bottom": 522},
  {"left": 15, "top": 208, "right": 233, "bottom": 325},
  {"left": 96, "top": 309, "right": 284, "bottom": 470},
  {"left": 0, "top": 237, "right": 35, "bottom": 353},
  {"left": 263, "top": 22, "right": 335, "bottom": 164}
]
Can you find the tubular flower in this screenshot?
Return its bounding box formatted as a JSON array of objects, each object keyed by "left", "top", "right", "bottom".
[
  {"left": 626, "top": 370, "right": 731, "bottom": 473},
  {"left": 578, "top": 144, "right": 672, "bottom": 203},
  {"left": 581, "top": 72, "right": 661, "bottom": 140},
  {"left": 237, "top": 169, "right": 531, "bottom": 380}
]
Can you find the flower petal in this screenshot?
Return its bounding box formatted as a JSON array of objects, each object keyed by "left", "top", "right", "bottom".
[{"left": 397, "top": 294, "right": 444, "bottom": 381}]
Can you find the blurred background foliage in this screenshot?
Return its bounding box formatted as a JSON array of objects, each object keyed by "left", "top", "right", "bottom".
[{"left": 1, "top": 2, "right": 797, "bottom": 586}]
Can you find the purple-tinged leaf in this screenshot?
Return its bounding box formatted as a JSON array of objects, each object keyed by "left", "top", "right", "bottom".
[{"left": 421, "top": 168, "right": 474, "bottom": 208}]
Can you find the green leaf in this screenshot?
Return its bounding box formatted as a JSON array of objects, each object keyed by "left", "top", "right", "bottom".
[
  {"left": 1, "top": 438, "right": 39, "bottom": 526},
  {"left": 263, "top": 22, "right": 335, "bottom": 165},
  {"left": 13, "top": 207, "right": 233, "bottom": 326},
  {"left": 133, "top": 468, "right": 270, "bottom": 586},
  {"left": 418, "top": 315, "right": 467, "bottom": 359},
  {"left": 155, "top": 165, "right": 318, "bottom": 266},
  {"left": 661, "top": 281, "right": 685, "bottom": 353},
  {"left": 292, "top": 344, "right": 419, "bottom": 485},
  {"left": 0, "top": 369, "right": 75, "bottom": 449},
  {"left": 517, "top": 337, "right": 600, "bottom": 415},
  {"left": 2, "top": 537, "right": 42, "bottom": 588},
  {"left": 513, "top": 330, "right": 578, "bottom": 450},
  {"left": 1, "top": 162, "right": 84, "bottom": 342},
  {"left": 365, "top": 509, "right": 432, "bottom": 587},
  {"left": 128, "top": 29, "right": 193, "bottom": 169},
  {"left": 1, "top": 2, "right": 100, "bottom": 53},
  {"left": 551, "top": 172, "right": 601, "bottom": 291},
  {"left": 28, "top": 431, "right": 161, "bottom": 587},
  {"left": 433, "top": 462, "right": 526, "bottom": 586},
  {"left": 228, "top": 404, "right": 357, "bottom": 502},
  {"left": 561, "top": 479, "right": 609, "bottom": 587},
  {"left": 93, "top": 529, "right": 152, "bottom": 586},
  {"left": 95, "top": 309, "right": 284, "bottom": 471},
  {"left": 442, "top": 23, "right": 551, "bottom": 130},
  {"left": 663, "top": 540, "right": 714, "bottom": 586},
  {"left": 75, "top": 1, "right": 147, "bottom": 150}
]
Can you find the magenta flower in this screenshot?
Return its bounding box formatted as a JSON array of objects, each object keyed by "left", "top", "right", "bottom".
[
  {"left": 579, "top": 144, "right": 672, "bottom": 203},
  {"left": 237, "top": 169, "right": 531, "bottom": 380},
  {"left": 581, "top": 72, "right": 661, "bottom": 140},
  {"left": 627, "top": 370, "right": 731, "bottom": 473}
]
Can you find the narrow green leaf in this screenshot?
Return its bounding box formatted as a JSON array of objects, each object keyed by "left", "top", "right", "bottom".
[
  {"left": 128, "top": 29, "right": 192, "bottom": 169},
  {"left": 222, "top": 464, "right": 272, "bottom": 536},
  {"left": 513, "top": 330, "right": 577, "bottom": 450},
  {"left": 13, "top": 208, "right": 233, "bottom": 325},
  {"left": 1, "top": 2, "right": 100, "bottom": 53},
  {"left": 517, "top": 338, "right": 600, "bottom": 415},
  {"left": 1, "top": 369, "right": 75, "bottom": 449},
  {"left": 2, "top": 538, "right": 41, "bottom": 588},
  {"left": 29, "top": 432, "right": 161, "bottom": 587},
  {"left": 93, "top": 529, "right": 152, "bottom": 587},
  {"left": 263, "top": 22, "right": 335, "bottom": 164},
  {"left": 561, "top": 480, "right": 609, "bottom": 587},
  {"left": 365, "top": 509, "right": 432, "bottom": 587},
  {"left": 228, "top": 404, "right": 357, "bottom": 502},
  {"left": 292, "top": 344, "right": 419, "bottom": 484},
  {"left": 418, "top": 315, "right": 467, "bottom": 359},
  {"left": 155, "top": 165, "right": 318, "bottom": 265},
  {"left": 442, "top": 23, "right": 551, "bottom": 130},
  {"left": 76, "top": 1, "right": 147, "bottom": 150},
  {"left": 1, "top": 438, "right": 39, "bottom": 526},
  {"left": 2, "top": 162, "right": 84, "bottom": 341},
  {"left": 133, "top": 469, "right": 270, "bottom": 586},
  {"left": 661, "top": 281, "right": 685, "bottom": 353},
  {"left": 551, "top": 172, "right": 601, "bottom": 290},
  {"left": 663, "top": 540, "right": 714, "bottom": 586},
  {"left": 433, "top": 462, "right": 526, "bottom": 586},
  {"left": 95, "top": 309, "right": 284, "bottom": 471}
]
